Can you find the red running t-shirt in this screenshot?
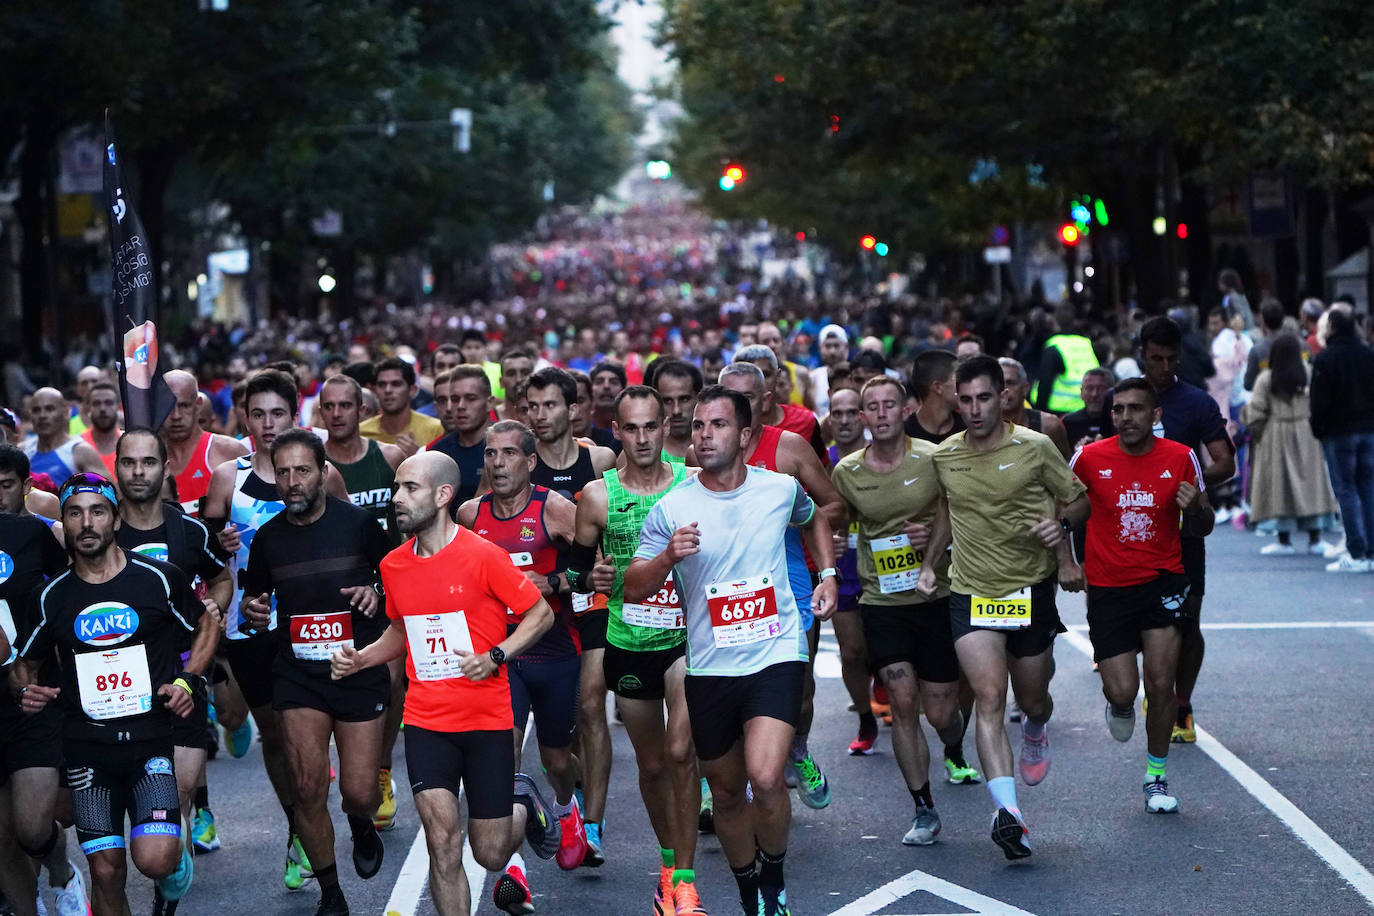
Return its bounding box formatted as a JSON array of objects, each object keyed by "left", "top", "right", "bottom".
[
  {"left": 1070, "top": 435, "right": 1204, "bottom": 588},
  {"left": 381, "top": 525, "right": 542, "bottom": 732}
]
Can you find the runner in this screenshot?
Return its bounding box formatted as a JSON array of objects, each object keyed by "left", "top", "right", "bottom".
[
  {"left": 757, "top": 323, "right": 814, "bottom": 410},
  {"left": 998, "top": 358, "right": 1074, "bottom": 460},
  {"left": 822, "top": 383, "right": 878, "bottom": 756},
  {"left": 201, "top": 368, "right": 349, "bottom": 891},
  {"left": 360, "top": 357, "right": 444, "bottom": 458},
  {"left": 499, "top": 349, "right": 537, "bottom": 420},
  {"left": 1070, "top": 378, "right": 1212, "bottom": 813},
  {"left": 589, "top": 361, "right": 628, "bottom": 441},
  {"left": 329, "top": 451, "right": 563, "bottom": 916},
  {"left": 427, "top": 366, "right": 495, "bottom": 507},
  {"left": 718, "top": 362, "right": 844, "bottom": 810},
  {"left": 1063, "top": 367, "right": 1115, "bottom": 450},
  {"left": 918, "top": 355, "right": 1089, "bottom": 860},
  {"left": 79, "top": 381, "right": 122, "bottom": 475},
  {"left": 731, "top": 346, "right": 827, "bottom": 464},
  {"left": 112, "top": 429, "right": 234, "bottom": 889},
  {"left": 648, "top": 359, "right": 704, "bottom": 464},
  {"left": 524, "top": 367, "right": 616, "bottom": 862},
  {"left": 569, "top": 369, "right": 621, "bottom": 454},
  {"left": 161, "top": 369, "right": 248, "bottom": 518},
  {"left": 320, "top": 372, "right": 410, "bottom": 832},
  {"left": 627, "top": 385, "right": 838, "bottom": 916},
  {"left": 1101, "top": 317, "right": 1235, "bottom": 743},
  {"left": 15, "top": 473, "right": 218, "bottom": 914},
  {"left": 239, "top": 429, "right": 391, "bottom": 916},
  {"left": 0, "top": 451, "right": 90, "bottom": 916},
  {"left": 811, "top": 325, "right": 852, "bottom": 415},
  {"left": 455, "top": 419, "right": 591, "bottom": 873},
  {"left": 22, "top": 388, "right": 105, "bottom": 482},
  {"left": 832, "top": 376, "right": 970, "bottom": 847},
  {"left": 567, "top": 387, "right": 707, "bottom": 916}
]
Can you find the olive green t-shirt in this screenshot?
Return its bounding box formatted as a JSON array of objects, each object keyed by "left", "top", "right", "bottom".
[
  {"left": 831, "top": 437, "right": 949, "bottom": 606},
  {"left": 931, "top": 423, "right": 1086, "bottom": 598}
]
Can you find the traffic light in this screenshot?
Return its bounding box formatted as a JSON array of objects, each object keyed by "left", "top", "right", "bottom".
[
  {"left": 719, "top": 175, "right": 736, "bottom": 191},
  {"left": 860, "top": 235, "right": 877, "bottom": 250},
  {"left": 724, "top": 164, "right": 745, "bottom": 183},
  {"left": 874, "top": 242, "right": 890, "bottom": 257},
  {"left": 1176, "top": 222, "right": 1188, "bottom": 239},
  {"left": 645, "top": 160, "right": 671, "bottom": 180},
  {"left": 1058, "top": 224, "right": 1080, "bottom": 246}
]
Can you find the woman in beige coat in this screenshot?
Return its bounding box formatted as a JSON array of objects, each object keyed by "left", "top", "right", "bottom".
[{"left": 1242, "top": 332, "right": 1339, "bottom": 554}]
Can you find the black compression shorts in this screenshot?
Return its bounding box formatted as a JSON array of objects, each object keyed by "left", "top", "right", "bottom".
[
  {"left": 0, "top": 705, "right": 62, "bottom": 782},
  {"left": 509, "top": 655, "right": 581, "bottom": 749},
  {"left": 404, "top": 726, "right": 514, "bottom": 820},
  {"left": 861, "top": 598, "right": 960, "bottom": 683},
  {"left": 65, "top": 739, "right": 180, "bottom": 856},
  {"left": 273, "top": 664, "right": 389, "bottom": 723},
  {"left": 685, "top": 661, "right": 806, "bottom": 761}
]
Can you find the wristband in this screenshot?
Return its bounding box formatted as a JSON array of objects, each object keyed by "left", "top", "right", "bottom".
[
  {"left": 172, "top": 677, "right": 195, "bottom": 696},
  {"left": 565, "top": 568, "right": 589, "bottom": 593}
]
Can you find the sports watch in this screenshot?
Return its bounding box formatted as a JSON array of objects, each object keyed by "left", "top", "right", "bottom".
[
  {"left": 488, "top": 646, "right": 507, "bottom": 667},
  {"left": 817, "top": 567, "right": 839, "bottom": 582},
  {"left": 546, "top": 573, "right": 562, "bottom": 595}
]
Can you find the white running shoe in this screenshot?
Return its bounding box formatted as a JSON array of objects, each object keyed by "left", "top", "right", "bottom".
[
  {"left": 1260, "top": 542, "right": 1296, "bottom": 556},
  {"left": 52, "top": 867, "right": 89, "bottom": 916},
  {"left": 1105, "top": 703, "right": 1135, "bottom": 742},
  {"left": 1322, "top": 537, "right": 1348, "bottom": 559},
  {"left": 1326, "top": 554, "right": 1372, "bottom": 573},
  {"left": 1144, "top": 778, "right": 1180, "bottom": 813}
]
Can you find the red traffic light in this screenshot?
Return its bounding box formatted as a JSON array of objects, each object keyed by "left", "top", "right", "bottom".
[
  {"left": 1176, "top": 222, "right": 1188, "bottom": 239},
  {"left": 860, "top": 235, "right": 877, "bottom": 250},
  {"left": 1058, "top": 224, "right": 1080, "bottom": 246},
  {"left": 724, "top": 165, "right": 745, "bottom": 183}
]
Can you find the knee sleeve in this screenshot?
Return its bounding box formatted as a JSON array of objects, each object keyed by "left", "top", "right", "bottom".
[{"left": 19, "top": 820, "right": 59, "bottom": 859}]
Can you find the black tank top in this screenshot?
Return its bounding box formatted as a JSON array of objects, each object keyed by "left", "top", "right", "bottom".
[
  {"left": 1023, "top": 409, "right": 1044, "bottom": 434},
  {"left": 530, "top": 442, "right": 597, "bottom": 504}
]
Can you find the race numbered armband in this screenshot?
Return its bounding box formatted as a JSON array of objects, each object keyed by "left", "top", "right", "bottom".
[
  {"left": 403, "top": 612, "right": 474, "bottom": 681},
  {"left": 969, "top": 586, "right": 1032, "bottom": 629},
  {"left": 75, "top": 645, "right": 153, "bottom": 720},
  {"left": 289, "top": 612, "right": 355, "bottom": 661},
  {"left": 621, "top": 579, "right": 683, "bottom": 630},
  {"left": 706, "top": 574, "right": 780, "bottom": 647},
  {"left": 869, "top": 534, "right": 921, "bottom": 594}
]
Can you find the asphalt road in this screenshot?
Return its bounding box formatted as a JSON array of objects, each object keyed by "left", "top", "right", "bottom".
[{"left": 38, "top": 523, "right": 1374, "bottom": 915}]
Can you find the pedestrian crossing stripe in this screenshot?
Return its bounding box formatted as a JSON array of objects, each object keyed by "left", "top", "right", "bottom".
[{"left": 827, "top": 868, "right": 1039, "bottom": 916}]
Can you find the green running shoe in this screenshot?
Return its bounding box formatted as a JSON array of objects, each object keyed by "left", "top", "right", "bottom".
[
  {"left": 283, "top": 835, "right": 313, "bottom": 890},
  {"left": 943, "top": 756, "right": 982, "bottom": 785},
  {"left": 791, "top": 755, "right": 830, "bottom": 809},
  {"left": 192, "top": 807, "right": 220, "bottom": 853}
]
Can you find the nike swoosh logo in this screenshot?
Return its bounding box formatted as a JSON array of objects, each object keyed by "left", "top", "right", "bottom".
[
  {"left": 617, "top": 503, "right": 637, "bottom": 512},
  {"left": 903, "top": 477, "right": 919, "bottom": 486},
  {"left": 999, "top": 463, "right": 1015, "bottom": 471}
]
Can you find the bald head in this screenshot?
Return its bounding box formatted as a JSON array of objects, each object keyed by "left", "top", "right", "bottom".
[
  {"left": 29, "top": 388, "right": 70, "bottom": 439},
  {"left": 164, "top": 370, "right": 198, "bottom": 401},
  {"left": 405, "top": 451, "right": 461, "bottom": 493},
  {"left": 393, "top": 452, "right": 461, "bottom": 538}
]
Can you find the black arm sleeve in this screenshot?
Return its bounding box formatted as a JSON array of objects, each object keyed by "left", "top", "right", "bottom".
[{"left": 564, "top": 539, "right": 599, "bottom": 592}]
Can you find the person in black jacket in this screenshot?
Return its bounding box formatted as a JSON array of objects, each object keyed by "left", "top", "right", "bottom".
[{"left": 1309, "top": 306, "right": 1374, "bottom": 572}]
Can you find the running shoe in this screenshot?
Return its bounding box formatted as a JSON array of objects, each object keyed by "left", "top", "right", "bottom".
[
  {"left": 1106, "top": 703, "right": 1136, "bottom": 742},
  {"left": 284, "top": 835, "right": 313, "bottom": 890},
  {"left": 989, "top": 807, "right": 1031, "bottom": 860},
  {"left": 653, "top": 865, "right": 674, "bottom": 916},
  {"left": 848, "top": 716, "right": 878, "bottom": 755},
  {"left": 1144, "top": 778, "right": 1180, "bottom": 813},
  {"left": 1172, "top": 708, "right": 1196, "bottom": 743},
  {"left": 943, "top": 755, "right": 981, "bottom": 785},
  {"left": 374, "top": 769, "right": 397, "bottom": 831},
  {"left": 673, "top": 880, "right": 708, "bottom": 916},
  {"left": 1259, "top": 542, "right": 1296, "bottom": 556},
  {"left": 791, "top": 756, "right": 831, "bottom": 809},
  {"left": 902, "top": 806, "right": 941, "bottom": 846},
  {"left": 1326, "top": 554, "right": 1372, "bottom": 573},
  {"left": 1017, "top": 724, "right": 1050, "bottom": 785},
  {"left": 51, "top": 867, "right": 89, "bottom": 916},
  {"left": 492, "top": 864, "right": 535, "bottom": 915},
  {"left": 1322, "top": 537, "right": 1347, "bottom": 559},
  {"left": 583, "top": 821, "right": 605, "bottom": 867},
  {"left": 871, "top": 682, "right": 892, "bottom": 725},
  {"left": 513, "top": 772, "right": 561, "bottom": 859},
  {"left": 555, "top": 801, "right": 589, "bottom": 870},
  {"left": 156, "top": 844, "right": 194, "bottom": 902},
  {"left": 698, "top": 778, "right": 715, "bottom": 834},
  {"left": 314, "top": 887, "right": 349, "bottom": 916},
  {"left": 351, "top": 821, "right": 385, "bottom": 879},
  {"left": 761, "top": 886, "right": 789, "bottom": 916},
  {"left": 223, "top": 719, "right": 254, "bottom": 759},
  {"left": 1307, "top": 541, "right": 1327, "bottom": 556},
  {"left": 192, "top": 807, "right": 220, "bottom": 854}
]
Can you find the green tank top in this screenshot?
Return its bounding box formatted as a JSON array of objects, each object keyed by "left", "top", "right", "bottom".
[
  {"left": 603, "top": 461, "right": 688, "bottom": 651},
  {"left": 664, "top": 451, "right": 687, "bottom": 466},
  {"left": 334, "top": 439, "right": 400, "bottom": 545}
]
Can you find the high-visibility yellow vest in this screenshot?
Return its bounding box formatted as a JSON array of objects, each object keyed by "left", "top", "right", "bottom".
[{"left": 1040, "top": 334, "right": 1098, "bottom": 414}]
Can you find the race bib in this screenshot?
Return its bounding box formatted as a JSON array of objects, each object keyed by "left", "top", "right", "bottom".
[
  {"left": 622, "top": 580, "right": 683, "bottom": 630},
  {"left": 572, "top": 592, "right": 594, "bottom": 615},
  {"left": 289, "top": 612, "right": 355, "bottom": 662},
  {"left": 847, "top": 522, "right": 859, "bottom": 552},
  {"left": 970, "top": 586, "right": 1032, "bottom": 629},
  {"left": 870, "top": 534, "right": 921, "bottom": 595},
  {"left": 706, "top": 575, "right": 780, "bottom": 647},
  {"left": 404, "top": 612, "right": 474, "bottom": 681},
  {"left": 75, "top": 644, "right": 153, "bottom": 720}
]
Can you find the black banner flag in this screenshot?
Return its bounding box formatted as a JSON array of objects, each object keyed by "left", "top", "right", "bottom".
[{"left": 102, "top": 112, "right": 175, "bottom": 431}]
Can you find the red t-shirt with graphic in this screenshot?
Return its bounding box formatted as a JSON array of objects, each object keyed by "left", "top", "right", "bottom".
[{"left": 1069, "top": 435, "right": 1204, "bottom": 588}]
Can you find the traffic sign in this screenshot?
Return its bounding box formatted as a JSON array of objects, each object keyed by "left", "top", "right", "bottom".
[{"left": 983, "top": 245, "right": 1011, "bottom": 264}]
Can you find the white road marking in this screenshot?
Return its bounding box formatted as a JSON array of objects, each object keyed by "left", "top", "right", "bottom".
[
  {"left": 1068, "top": 620, "right": 1374, "bottom": 631},
  {"left": 825, "top": 867, "right": 1040, "bottom": 915},
  {"left": 386, "top": 718, "right": 534, "bottom": 915},
  {"left": 1060, "top": 627, "right": 1374, "bottom": 906}
]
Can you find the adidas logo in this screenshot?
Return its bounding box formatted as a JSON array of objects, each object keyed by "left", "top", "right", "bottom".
[
  {"left": 1160, "top": 470, "right": 1172, "bottom": 479},
  {"left": 192, "top": 470, "right": 204, "bottom": 479}
]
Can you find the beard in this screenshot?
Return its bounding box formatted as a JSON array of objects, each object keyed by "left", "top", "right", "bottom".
[{"left": 396, "top": 502, "right": 438, "bottom": 535}]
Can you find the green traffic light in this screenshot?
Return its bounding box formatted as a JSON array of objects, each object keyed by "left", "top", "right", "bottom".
[
  {"left": 1094, "top": 199, "right": 1109, "bottom": 226},
  {"left": 874, "top": 242, "right": 889, "bottom": 257}
]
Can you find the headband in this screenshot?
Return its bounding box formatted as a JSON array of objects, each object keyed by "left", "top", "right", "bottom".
[{"left": 58, "top": 473, "right": 119, "bottom": 511}]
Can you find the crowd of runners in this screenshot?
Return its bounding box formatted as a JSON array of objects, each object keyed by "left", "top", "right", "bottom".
[{"left": 3, "top": 200, "right": 1373, "bottom": 916}]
